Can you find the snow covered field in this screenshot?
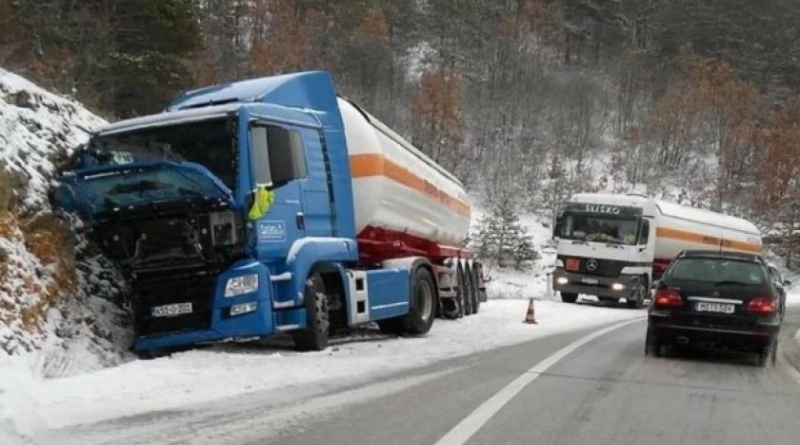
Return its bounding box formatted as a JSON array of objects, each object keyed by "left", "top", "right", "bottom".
[{"left": 0, "top": 299, "right": 644, "bottom": 442}]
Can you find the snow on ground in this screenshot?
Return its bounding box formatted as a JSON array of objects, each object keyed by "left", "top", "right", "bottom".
[
  {"left": 0, "top": 68, "right": 105, "bottom": 210},
  {"left": 0, "top": 299, "right": 643, "bottom": 439}
]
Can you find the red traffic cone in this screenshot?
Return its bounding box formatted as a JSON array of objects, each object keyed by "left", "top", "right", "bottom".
[{"left": 523, "top": 298, "right": 537, "bottom": 324}]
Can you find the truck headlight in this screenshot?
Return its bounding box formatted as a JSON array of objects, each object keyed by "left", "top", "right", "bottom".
[
  {"left": 230, "top": 302, "right": 258, "bottom": 316},
  {"left": 611, "top": 283, "right": 625, "bottom": 291},
  {"left": 556, "top": 277, "right": 569, "bottom": 285},
  {"left": 225, "top": 274, "right": 259, "bottom": 297}
]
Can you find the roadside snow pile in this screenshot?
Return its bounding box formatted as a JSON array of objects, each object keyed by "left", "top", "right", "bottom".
[
  {"left": 3, "top": 300, "right": 643, "bottom": 434},
  {"left": 0, "top": 68, "right": 131, "bottom": 376}
]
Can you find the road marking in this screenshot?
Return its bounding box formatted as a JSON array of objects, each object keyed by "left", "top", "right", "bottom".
[{"left": 432, "top": 318, "right": 644, "bottom": 445}]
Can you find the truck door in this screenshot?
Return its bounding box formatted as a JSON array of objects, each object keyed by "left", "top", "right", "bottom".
[
  {"left": 296, "top": 128, "right": 334, "bottom": 237},
  {"left": 249, "top": 123, "right": 307, "bottom": 259},
  {"left": 629, "top": 218, "right": 655, "bottom": 280}
]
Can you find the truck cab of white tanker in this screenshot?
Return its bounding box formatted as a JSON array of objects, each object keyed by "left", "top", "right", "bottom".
[
  {"left": 552, "top": 193, "right": 763, "bottom": 309},
  {"left": 53, "top": 71, "right": 481, "bottom": 355},
  {"left": 552, "top": 194, "right": 656, "bottom": 308}
]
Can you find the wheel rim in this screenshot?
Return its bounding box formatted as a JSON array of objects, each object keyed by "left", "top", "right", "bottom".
[
  {"left": 417, "top": 280, "right": 433, "bottom": 323},
  {"left": 315, "top": 290, "right": 329, "bottom": 333}
]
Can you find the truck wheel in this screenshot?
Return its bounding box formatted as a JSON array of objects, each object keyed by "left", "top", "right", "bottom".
[
  {"left": 468, "top": 264, "right": 480, "bottom": 314},
  {"left": 292, "top": 272, "right": 330, "bottom": 351},
  {"left": 626, "top": 278, "right": 646, "bottom": 309},
  {"left": 458, "top": 266, "right": 472, "bottom": 316},
  {"left": 402, "top": 267, "right": 437, "bottom": 334},
  {"left": 561, "top": 292, "right": 578, "bottom": 303}
]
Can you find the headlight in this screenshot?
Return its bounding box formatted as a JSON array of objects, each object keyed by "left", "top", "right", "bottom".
[
  {"left": 225, "top": 274, "right": 259, "bottom": 297},
  {"left": 611, "top": 283, "right": 625, "bottom": 291},
  {"left": 556, "top": 277, "right": 569, "bottom": 285},
  {"left": 230, "top": 302, "right": 258, "bottom": 316}
]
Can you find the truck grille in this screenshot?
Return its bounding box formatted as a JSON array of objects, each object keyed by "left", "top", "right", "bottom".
[
  {"left": 558, "top": 255, "right": 624, "bottom": 277},
  {"left": 136, "top": 275, "right": 216, "bottom": 337}
]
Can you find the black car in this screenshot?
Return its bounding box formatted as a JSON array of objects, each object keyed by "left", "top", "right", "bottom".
[{"left": 645, "top": 250, "right": 783, "bottom": 366}]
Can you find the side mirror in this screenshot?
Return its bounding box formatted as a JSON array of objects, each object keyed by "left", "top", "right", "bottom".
[
  {"left": 244, "top": 190, "right": 255, "bottom": 211},
  {"left": 553, "top": 215, "right": 563, "bottom": 239},
  {"left": 651, "top": 280, "right": 660, "bottom": 290}
]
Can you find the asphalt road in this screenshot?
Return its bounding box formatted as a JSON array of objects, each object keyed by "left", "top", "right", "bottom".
[{"left": 57, "top": 307, "right": 800, "bottom": 445}]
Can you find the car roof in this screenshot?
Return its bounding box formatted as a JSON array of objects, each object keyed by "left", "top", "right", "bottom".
[{"left": 676, "top": 249, "right": 764, "bottom": 263}]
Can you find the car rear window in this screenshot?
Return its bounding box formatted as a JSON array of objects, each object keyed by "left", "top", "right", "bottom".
[{"left": 668, "top": 258, "right": 766, "bottom": 285}]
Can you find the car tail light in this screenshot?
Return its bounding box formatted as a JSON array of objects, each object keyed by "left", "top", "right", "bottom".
[
  {"left": 654, "top": 288, "right": 683, "bottom": 308},
  {"left": 746, "top": 296, "right": 777, "bottom": 315}
]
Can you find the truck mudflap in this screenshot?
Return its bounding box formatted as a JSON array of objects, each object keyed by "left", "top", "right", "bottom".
[
  {"left": 552, "top": 269, "right": 640, "bottom": 299},
  {"left": 134, "top": 259, "right": 276, "bottom": 352}
]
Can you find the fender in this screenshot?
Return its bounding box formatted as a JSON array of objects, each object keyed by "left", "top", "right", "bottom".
[{"left": 284, "top": 237, "right": 358, "bottom": 305}]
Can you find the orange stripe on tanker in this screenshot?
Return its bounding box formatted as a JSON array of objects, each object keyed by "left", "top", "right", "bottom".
[
  {"left": 349, "top": 153, "right": 470, "bottom": 217},
  {"left": 655, "top": 227, "right": 762, "bottom": 253}
]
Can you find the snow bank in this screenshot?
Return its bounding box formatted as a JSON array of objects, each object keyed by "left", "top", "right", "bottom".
[
  {"left": 0, "top": 69, "right": 130, "bottom": 373},
  {"left": 1, "top": 299, "right": 643, "bottom": 434},
  {"left": 0, "top": 68, "right": 104, "bottom": 210}
]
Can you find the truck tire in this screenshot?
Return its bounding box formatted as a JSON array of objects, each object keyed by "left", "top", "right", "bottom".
[
  {"left": 468, "top": 264, "right": 480, "bottom": 314},
  {"left": 458, "top": 266, "right": 472, "bottom": 316},
  {"left": 292, "top": 272, "right": 330, "bottom": 351},
  {"left": 561, "top": 292, "right": 578, "bottom": 303},
  {"left": 402, "top": 267, "right": 437, "bottom": 334},
  {"left": 626, "top": 278, "right": 646, "bottom": 309}
]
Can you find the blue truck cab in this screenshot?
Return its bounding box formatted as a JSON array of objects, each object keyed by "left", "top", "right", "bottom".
[{"left": 54, "top": 71, "right": 441, "bottom": 353}]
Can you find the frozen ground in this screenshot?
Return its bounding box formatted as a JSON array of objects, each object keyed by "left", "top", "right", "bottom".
[{"left": 0, "top": 299, "right": 644, "bottom": 443}]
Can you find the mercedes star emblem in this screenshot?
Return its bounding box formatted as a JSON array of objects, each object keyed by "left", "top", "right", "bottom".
[{"left": 586, "top": 259, "right": 598, "bottom": 271}]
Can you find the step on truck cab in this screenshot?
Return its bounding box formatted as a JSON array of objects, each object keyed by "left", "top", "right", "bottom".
[
  {"left": 54, "top": 71, "right": 486, "bottom": 354},
  {"left": 552, "top": 194, "right": 762, "bottom": 308}
]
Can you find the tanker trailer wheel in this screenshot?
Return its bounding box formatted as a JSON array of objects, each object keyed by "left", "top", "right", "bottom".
[
  {"left": 458, "top": 266, "right": 472, "bottom": 316},
  {"left": 561, "top": 292, "right": 578, "bottom": 303},
  {"left": 625, "top": 277, "right": 647, "bottom": 309},
  {"left": 467, "top": 264, "right": 480, "bottom": 314},
  {"left": 292, "top": 272, "right": 330, "bottom": 351},
  {"left": 401, "top": 267, "right": 437, "bottom": 334}
]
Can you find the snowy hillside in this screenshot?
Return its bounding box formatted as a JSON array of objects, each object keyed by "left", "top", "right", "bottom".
[{"left": 0, "top": 68, "right": 130, "bottom": 376}]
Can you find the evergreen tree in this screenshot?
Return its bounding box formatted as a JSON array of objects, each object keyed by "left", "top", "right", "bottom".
[{"left": 471, "top": 199, "right": 538, "bottom": 271}]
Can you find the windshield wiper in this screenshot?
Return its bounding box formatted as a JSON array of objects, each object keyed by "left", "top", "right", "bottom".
[{"left": 713, "top": 280, "right": 751, "bottom": 286}]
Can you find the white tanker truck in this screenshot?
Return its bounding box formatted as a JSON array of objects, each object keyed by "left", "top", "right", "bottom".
[{"left": 552, "top": 194, "right": 763, "bottom": 308}]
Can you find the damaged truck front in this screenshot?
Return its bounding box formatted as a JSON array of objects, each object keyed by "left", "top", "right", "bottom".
[{"left": 54, "top": 71, "right": 484, "bottom": 355}]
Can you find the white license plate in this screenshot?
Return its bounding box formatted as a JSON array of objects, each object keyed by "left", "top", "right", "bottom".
[
  {"left": 695, "top": 302, "right": 735, "bottom": 314},
  {"left": 152, "top": 302, "right": 193, "bottom": 318},
  {"left": 581, "top": 278, "right": 599, "bottom": 285}
]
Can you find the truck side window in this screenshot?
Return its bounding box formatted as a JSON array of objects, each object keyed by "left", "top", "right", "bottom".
[
  {"left": 267, "top": 126, "right": 307, "bottom": 185},
  {"left": 639, "top": 220, "right": 650, "bottom": 245},
  {"left": 250, "top": 125, "right": 308, "bottom": 186},
  {"left": 251, "top": 126, "right": 271, "bottom": 185}
]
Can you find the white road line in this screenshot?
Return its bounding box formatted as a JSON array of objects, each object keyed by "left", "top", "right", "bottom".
[{"left": 432, "top": 317, "right": 644, "bottom": 445}]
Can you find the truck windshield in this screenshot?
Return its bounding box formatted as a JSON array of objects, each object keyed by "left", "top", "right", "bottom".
[
  {"left": 561, "top": 213, "right": 640, "bottom": 245},
  {"left": 84, "top": 118, "right": 237, "bottom": 190}
]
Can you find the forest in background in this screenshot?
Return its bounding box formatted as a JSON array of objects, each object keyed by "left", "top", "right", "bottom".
[{"left": 3, "top": 0, "right": 800, "bottom": 264}]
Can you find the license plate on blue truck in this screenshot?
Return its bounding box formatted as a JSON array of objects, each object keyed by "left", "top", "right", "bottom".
[{"left": 152, "top": 302, "right": 193, "bottom": 317}]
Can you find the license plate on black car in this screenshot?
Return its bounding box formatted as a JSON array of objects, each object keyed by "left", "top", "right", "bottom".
[{"left": 695, "top": 302, "right": 735, "bottom": 314}]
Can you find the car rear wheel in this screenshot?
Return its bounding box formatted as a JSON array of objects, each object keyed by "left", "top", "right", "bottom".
[
  {"left": 561, "top": 292, "right": 578, "bottom": 303},
  {"left": 758, "top": 340, "right": 777, "bottom": 367},
  {"left": 645, "top": 327, "right": 662, "bottom": 357}
]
